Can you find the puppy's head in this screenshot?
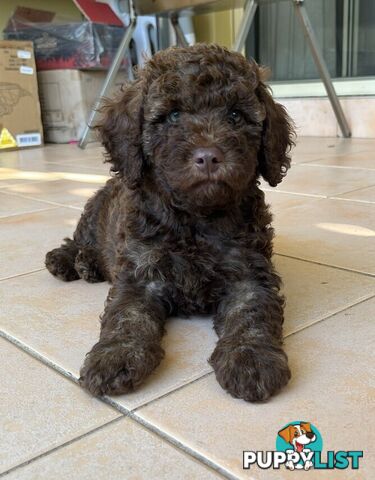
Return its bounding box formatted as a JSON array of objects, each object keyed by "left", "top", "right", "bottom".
[
  {"left": 98, "top": 44, "right": 294, "bottom": 208},
  {"left": 278, "top": 423, "right": 316, "bottom": 452}
]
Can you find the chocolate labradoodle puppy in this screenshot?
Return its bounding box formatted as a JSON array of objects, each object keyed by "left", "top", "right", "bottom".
[{"left": 46, "top": 44, "right": 295, "bottom": 402}]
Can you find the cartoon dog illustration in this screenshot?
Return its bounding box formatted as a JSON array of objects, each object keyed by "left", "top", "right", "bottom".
[{"left": 278, "top": 422, "right": 316, "bottom": 470}]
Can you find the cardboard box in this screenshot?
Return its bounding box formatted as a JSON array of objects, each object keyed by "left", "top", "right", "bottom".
[
  {"left": 5, "top": 20, "right": 128, "bottom": 71},
  {"left": 4, "top": 6, "right": 128, "bottom": 71},
  {"left": 0, "top": 40, "right": 43, "bottom": 150},
  {"left": 37, "top": 69, "right": 126, "bottom": 143}
]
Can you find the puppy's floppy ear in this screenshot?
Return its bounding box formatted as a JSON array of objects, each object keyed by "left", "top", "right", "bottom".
[
  {"left": 97, "top": 77, "right": 145, "bottom": 188},
  {"left": 256, "top": 70, "right": 295, "bottom": 187},
  {"left": 301, "top": 422, "right": 312, "bottom": 433},
  {"left": 278, "top": 425, "right": 294, "bottom": 444}
]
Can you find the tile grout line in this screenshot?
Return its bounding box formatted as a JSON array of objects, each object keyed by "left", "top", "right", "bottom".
[
  {"left": 0, "top": 327, "right": 214, "bottom": 414},
  {"left": 0, "top": 190, "right": 84, "bottom": 211},
  {"left": 0, "top": 416, "right": 126, "bottom": 478},
  {"left": 291, "top": 146, "right": 375, "bottom": 164},
  {"left": 296, "top": 162, "right": 375, "bottom": 172},
  {"left": 0, "top": 326, "right": 216, "bottom": 416},
  {"left": 284, "top": 293, "right": 375, "bottom": 338},
  {"left": 0, "top": 332, "right": 226, "bottom": 472},
  {"left": 0, "top": 171, "right": 108, "bottom": 189},
  {"left": 274, "top": 252, "right": 375, "bottom": 278},
  {"left": 328, "top": 182, "right": 375, "bottom": 198},
  {"left": 268, "top": 188, "right": 370, "bottom": 200},
  {"left": 37, "top": 156, "right": 106, "bottom": 163},
  {"left": 0, "top": 267, "right": 46, "bottom": 283},
  {"left": 330, "top": 196, "right": 375, "bottom": 205},
  {"left": 0, "top": 400, "right": 233, "bottom": 480},
  {"left": 0, "top": 330, "right": 80, "bottom": 385},
  {"left": 0, "top": 331, "right": 234, "bottom": 479},
  {"left": 0, "top": 206, "right": 58, "bottom": 220},
  {"left": 128, "top": 411, "right": 239, "bottom": 480},
  {"left": 262, "top": 188, "right": 326, "bottom": 199},
  {"left": 132, "top": 371, "right": 214, "bottom": 413},
  {"left": 264, "top": 186, "right": 374, "bottom": 205}
]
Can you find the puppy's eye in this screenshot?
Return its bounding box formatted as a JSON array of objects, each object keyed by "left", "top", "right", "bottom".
[
  {"left": 228, "top": 109, "right": 243, "bottom": 125},
  {"left": 168, "top": 110, "right": 180, "bottom": 123}
]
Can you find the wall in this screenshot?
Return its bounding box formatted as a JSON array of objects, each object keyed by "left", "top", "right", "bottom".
[
  {"left": 193, "top": 8, "right": 242, "bottom": 49},
  {"left": 279, "top": 97, "right": 375, "bottom": 138}
]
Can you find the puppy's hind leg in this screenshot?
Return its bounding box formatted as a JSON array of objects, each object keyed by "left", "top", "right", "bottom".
[
  {"left": 74, "top": 246, "right": 106, "bottom": 283},
  {"left": 46, "top": 180, "right": 113, "bottom": 283},
  {"left": 45, "top": 238, "right": 79, "bottom": 281}
]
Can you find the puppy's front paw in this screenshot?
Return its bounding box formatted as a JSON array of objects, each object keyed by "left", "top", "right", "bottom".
[
  {"left": 74, "top": 248, "right": 105, "bottom": 283},
  {"left": 79, "top": 339, "right": 164, "bottom": 396},
  {"left": 45, "top": 248, "right": 79, "bottom": 281},
  {"left": 209, "top": 336, "right": 291, "bottom": 402}
]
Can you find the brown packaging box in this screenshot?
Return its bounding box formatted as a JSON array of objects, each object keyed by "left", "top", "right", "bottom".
[
  {"left": 0, "top": 40, "right": 43, "bottom": 150},
  {"left": 37, "top": 69, "right": 126, "bottom": 143}
]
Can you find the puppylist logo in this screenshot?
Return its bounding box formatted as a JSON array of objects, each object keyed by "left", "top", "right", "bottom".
[{"left": 243, "top": 421, "right": 363, "bottom": 471}]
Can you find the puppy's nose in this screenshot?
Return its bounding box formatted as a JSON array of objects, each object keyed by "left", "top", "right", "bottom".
[
  {"left": 193, "top": 147, "right": 224, "bottom": 174},
  {"left": 306, "top": 432, "right": 315, "bottom": 439}
]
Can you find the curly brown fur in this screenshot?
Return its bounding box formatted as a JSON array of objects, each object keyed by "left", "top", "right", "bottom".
[
  {"left": 46, "top": 238, "right": 79, "bottom": 281},
  {"left": 45, "top": 44, "right": 295, "bottom": 402}
]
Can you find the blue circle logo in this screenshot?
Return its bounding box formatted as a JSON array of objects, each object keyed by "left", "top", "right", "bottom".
[{"left": 276, "top": 421, "right": 323, "bottom": 470}]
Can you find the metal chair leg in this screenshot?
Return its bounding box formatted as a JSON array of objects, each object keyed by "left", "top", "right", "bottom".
[
  {"left": 233, "top": 0, "right": 258, "bottom": 52},
  {"left": 78, "top": 17, "right": 137, "bottom": 148},
  {"left": 293, "top": 0, "right": 351, "bottom": 137},
  {"left": 171, "top": 14, "right": 189, "bottom": 48}
]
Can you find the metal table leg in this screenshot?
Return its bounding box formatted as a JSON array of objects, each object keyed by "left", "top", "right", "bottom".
[
  {"left": 171, "top": 14, "right": 189, "bottom": 47},
  {"left": 233, "top": 0, "right": 258, "bottom": 52},
  {"left": 293, "top": 0, "right": 351, "bottom": 137},
  {"left": 78, "top": 17, "right": 137, "bottom": 148}
]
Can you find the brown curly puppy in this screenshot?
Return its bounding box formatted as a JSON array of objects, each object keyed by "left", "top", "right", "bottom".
[{"left": 46, "top": 44, "right": 295, "bottom": 402}]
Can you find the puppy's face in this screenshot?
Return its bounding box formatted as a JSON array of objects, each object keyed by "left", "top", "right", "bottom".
[
  {"left": 99, "top": 45, "right": 294, "bottom": 209},
  {"left": 278, "top": 423, "right": 317, "bottom": 452},
  {"left": 142, "top": 57, "right": 265, "bottom": 208}
]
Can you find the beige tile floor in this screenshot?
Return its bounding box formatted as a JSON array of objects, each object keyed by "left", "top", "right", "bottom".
[{"left": 0, "top": 137, "right": 374, "bottom": 479}]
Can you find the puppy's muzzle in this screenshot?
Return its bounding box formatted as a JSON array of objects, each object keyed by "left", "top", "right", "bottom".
[{"left": 193, "top": 147, "right": 224, "bottom": 175}]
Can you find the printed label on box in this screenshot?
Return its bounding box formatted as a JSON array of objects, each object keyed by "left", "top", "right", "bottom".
[
  {"left": 16, "top": 133, "right": 42, "bottom": 147},
  {"left": 17, "top": 50, "right": 32, "bottom": 59},
  {"left": 19, "top": 66, "right": 33, "bottom": 75}
]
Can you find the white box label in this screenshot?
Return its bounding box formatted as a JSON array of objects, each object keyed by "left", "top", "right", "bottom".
[
  {"left": 20, "top": 66, "right": 33, "bottom": 75},
  {"left": 17, "top": 50, "right": 32, "bottom": 59},
  {"left": 16, "top": 133, "right": 42, "bottom": 147}
]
